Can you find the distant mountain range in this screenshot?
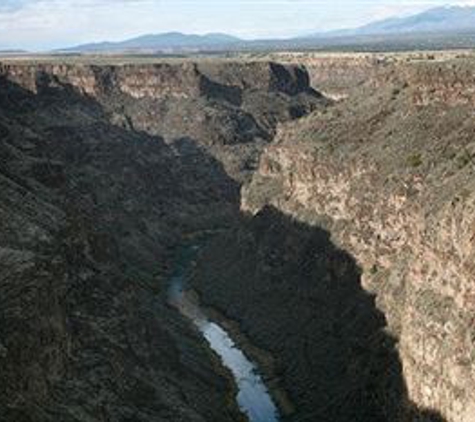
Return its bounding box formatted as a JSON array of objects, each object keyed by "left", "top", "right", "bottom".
[
  {"left": 0, "top": 49, "right": 27, "bottom": 54},
  {"left": 59, "top": 6, "right": 475, "bottom": 53},
  {"left": 312, "top": 5, "right": 475, "bottom": 38},
  {"left": 63, "top": 32, "right": 242, "bottom": 53}
]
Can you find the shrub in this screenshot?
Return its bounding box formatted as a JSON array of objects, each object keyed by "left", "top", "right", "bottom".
[
  {"left": 407, "top": 153, "right": 423, "bottom": 168},
  {"left": 457, "top": 150, "right": 472, "bottom": 169}
]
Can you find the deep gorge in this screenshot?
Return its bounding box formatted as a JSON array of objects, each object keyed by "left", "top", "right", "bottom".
[{"left": 0, "top": 55, "right": 473, "bottom": 421}]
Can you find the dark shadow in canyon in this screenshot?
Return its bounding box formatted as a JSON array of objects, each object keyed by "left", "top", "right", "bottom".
[
  {"left": 0, "top": 74, "right": 242, "bottom": 421},
  {"left": 192, "top": 206, "right": 447, "bottom": 422},
  {"left": 0, "top": 73, "right": 446, "bottom": 422}
]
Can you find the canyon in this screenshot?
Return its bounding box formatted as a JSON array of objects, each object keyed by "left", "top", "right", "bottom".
[{"left": 0, "top": 53, "right": 474, "bottom": 421}]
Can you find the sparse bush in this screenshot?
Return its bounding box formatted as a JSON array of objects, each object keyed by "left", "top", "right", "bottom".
[
  {"left": 407, "top": 153, "right": 423, "bottom": 168},
  {"left": 369, "top": 264, "right": 379, "bottom": 275},
  {"left": 457, "top": 150, "right": 472, "bottom": 169}
]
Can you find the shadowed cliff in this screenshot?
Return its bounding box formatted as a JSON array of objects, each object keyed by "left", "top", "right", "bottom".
[
  {"left": 0, "top": 74, "right": 243, "bottom": 421},
  {"left": 0, "top": 60, "right": 326, "bottom": 182},
  {"left": 192, "top": 206, "right": 447, "bottom": 421},
  {"left": 0, "top": 59, "right": 324, "bottom": 421}
]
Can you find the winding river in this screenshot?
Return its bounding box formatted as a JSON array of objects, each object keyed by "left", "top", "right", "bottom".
[{"left": 167, "top": 244, "right": 280, "bottom": 422}]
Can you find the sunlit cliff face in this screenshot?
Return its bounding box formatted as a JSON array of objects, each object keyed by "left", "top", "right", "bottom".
[{"left": 239, "top": 57, "right": 475, "bottom": 422}]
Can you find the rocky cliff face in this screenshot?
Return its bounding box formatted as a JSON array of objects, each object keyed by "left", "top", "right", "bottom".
[
  {"left": 0, "top": 61, "right": 324, "bottom": 181},
  {"left": 237, "top": 59, "right": 475, "bottom": 421},
  {"left": 0, "top": 61, "right": 313, "bottom": 99},
  {"left": 0, "top": 60, "right": 321, "bottom": 421},
  {"left": 265, "top": 53, "right": 387, "bottom": 100},
  {"left": 0, "top": 72, "right": 239, "bottom": 422},
  {"left": 401, "top": 61, "right": 475, "bottom": 107}
]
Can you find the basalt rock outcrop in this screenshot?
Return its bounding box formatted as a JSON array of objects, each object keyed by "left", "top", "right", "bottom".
[
  {"left": 192, "top": 58, "right": 475, "bottom": 421},
  {"left": 0, "top": 60, "right": 321, "bottom": 421}
]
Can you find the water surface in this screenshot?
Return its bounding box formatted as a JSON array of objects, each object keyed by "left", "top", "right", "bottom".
[{"left": 168, "top": 245, "right": 279, "bottom": 422}]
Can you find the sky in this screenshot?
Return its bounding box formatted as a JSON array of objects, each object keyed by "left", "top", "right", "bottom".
[{"left": 0, "top": 0, "right": 474, "bottom": 51}]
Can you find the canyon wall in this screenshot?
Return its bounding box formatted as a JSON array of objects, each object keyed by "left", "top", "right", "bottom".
[
  {"left": 266, "top": 53, "right": 387, "bottom": 99},
  {"left": 0, "top": 72, "right": 240, "bottom": 422},
  {"left": 0, "top": 60, "right": 323, "bottom": 182},
  {"left": 0, "top": 60, "right": 321, "bottom": 421},
  {"left": 0, "top": 61, "right": 314, "bottom": 99},
  {"left": 2, "top": 55, "right": 474, "bottom": 422},
  {"left": 237, "top": 59, "right": 475, "bottom": 421}
]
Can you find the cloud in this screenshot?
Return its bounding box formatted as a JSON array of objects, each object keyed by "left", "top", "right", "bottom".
[
  {"left": 0, "top": 0, "right": 152, "bottom": 13},
  {"left": 0, "top": 0, "right": 31, "bottom": 12},
  {"left": 0, "top": 0, "right": 164, "bottom": 50}
]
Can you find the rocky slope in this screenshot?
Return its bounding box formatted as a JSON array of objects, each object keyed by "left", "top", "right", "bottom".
[
  {"left": 0, "top": 60, "right": 322, "bottom": 421},
  {"left": 192, "top": 58, "right": 475, "bottom": 421}
]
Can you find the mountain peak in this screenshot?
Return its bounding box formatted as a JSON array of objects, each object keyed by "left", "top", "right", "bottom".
[{"left": 305, "top": 4, "right": 475, "bottom": 39}]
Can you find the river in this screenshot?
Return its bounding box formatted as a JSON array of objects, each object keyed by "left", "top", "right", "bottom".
[{"left": 167, "top": 244, "right": 280, "bottom": 422}]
